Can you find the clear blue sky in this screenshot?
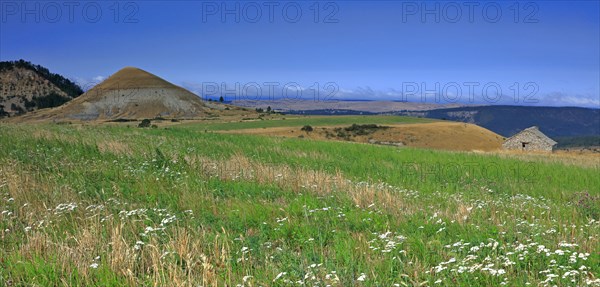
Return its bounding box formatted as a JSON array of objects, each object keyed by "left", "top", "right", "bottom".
[{"left": 1, "top": 1, "right": 598, "bottom": 107}]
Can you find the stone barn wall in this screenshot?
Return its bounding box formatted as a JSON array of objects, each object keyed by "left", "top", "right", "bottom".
[{"left": 502, "top": 130, "right": 554, "bottom": 152}]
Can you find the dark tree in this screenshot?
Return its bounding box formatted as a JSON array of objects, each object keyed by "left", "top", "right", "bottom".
[
  {"left": 219, "top": 96, "right": 224, "bottom": 102},
  {"left": 138, "top": 119, "right": 152, "bottom": 128},
  {"left": 0, "top": 104, "right": 8, "bottom": 118},
  {"left": 10, "top": 103, "right": 24, "bottom": 114},
  {"left": 301, "top": 125, "right": 313, "bottom": 132},
  {"left": 33, "top": 92, "right": 70, "bottom": 109}
]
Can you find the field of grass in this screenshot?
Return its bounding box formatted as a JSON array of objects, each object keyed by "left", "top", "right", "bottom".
[
  {"left": 178, "top": 115, "right": 435, "bottom": 131},
  {"left": 1, "top": 121, "right": 599, "bottom": 286}
]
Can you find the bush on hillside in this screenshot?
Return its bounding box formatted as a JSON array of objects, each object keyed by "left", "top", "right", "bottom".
[
  {"left": 138, "top": 119, "right": 151, "bottom": 128},
  {"left": 301, "top": 125, "right": 313, "bottom": 132}
]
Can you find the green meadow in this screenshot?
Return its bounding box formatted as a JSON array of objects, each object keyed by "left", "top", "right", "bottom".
[{"left": 0, "top": 121, "right": 598, "bottom": 286}]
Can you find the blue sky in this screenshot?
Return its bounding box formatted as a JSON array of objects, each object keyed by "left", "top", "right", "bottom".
[{"left": 1, "top": 1, "right": 599, "bottom": 107}]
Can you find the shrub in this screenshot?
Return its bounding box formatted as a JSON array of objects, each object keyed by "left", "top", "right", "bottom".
[
  {"left": 344, "top": 124, "right": 386, "bottom": 136},
  {"left": 138, "top": 119, "right": 151, "bottom": 128},
  {"left": 301, "top": 125, "right": 313, "bottom": 132}
]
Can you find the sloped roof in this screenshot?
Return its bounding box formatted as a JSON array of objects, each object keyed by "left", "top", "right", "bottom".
[{"left": 510, "top": 126, "right": 557, "bottom": 145}]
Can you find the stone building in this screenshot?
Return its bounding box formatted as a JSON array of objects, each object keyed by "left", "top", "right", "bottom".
[{"left": 502, "top": 126, "right": 557, "bottom": 152}]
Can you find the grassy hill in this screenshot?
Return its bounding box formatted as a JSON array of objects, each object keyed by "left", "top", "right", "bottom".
[
  {"left": 0, "top": 120, "right": 598, "bottom": 286},
  {"left": 219, "top": 120, "right": 505, "bottom": 151}
]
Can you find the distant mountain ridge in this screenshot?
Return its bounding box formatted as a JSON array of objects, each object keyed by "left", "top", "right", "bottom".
[
  {"left": 268, "top": 101, "right": 599, "bottom": 138},
  {"left": 390, "top": 105, "right": 599, "bottom": 138},
  {"left": 0, "top": 60, "right": 83, "bottom": 117}
]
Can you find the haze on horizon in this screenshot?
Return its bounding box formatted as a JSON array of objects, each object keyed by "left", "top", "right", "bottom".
[{"left": 1, "top": 1, "right": 598, "bottom": 108}]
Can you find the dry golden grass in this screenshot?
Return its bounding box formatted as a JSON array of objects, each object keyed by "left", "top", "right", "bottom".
[
  {"left": 223, "top": 122, "right": 505, "bottom": 152},
  {"left": 31, "top": 129, "right": 58, "bottom": 141},
  {"left": 1, "top": 159, "right": 230, "bottom": 286},
  {"left": 97, "top": 140, "right": 132, "bottom": 156},
  {"left": 15, "top": 220, "right": 229, "bottom": 286},
  {"left": 186, "top": 153, "right": 425, "bottom": 218}
]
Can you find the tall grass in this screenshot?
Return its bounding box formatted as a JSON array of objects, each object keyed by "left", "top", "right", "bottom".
[{"left": 0, "top": 123, "right": 598, "bottom": 286}]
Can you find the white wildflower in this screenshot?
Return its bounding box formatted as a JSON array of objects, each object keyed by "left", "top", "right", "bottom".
[{"left": 273, "top": 272, "right": 286, "bottom": 281}]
